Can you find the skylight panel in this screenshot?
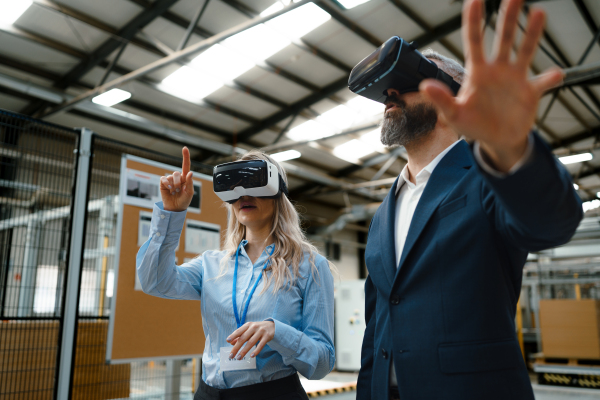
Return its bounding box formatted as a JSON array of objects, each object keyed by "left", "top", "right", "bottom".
[
  {"left": 287, "top": 120, "right": 335, "bottom": 141},
  {"left": 360, "top": 129, "right": 386, "bottom": 153},
  {"left": 333, "top": 139, "right": 375, "bottom": 163},
  {"left": 0, "top": 0, "right": 33, "bottom": 25},
  {"left": 334, "top": 0, "right": 372, "bottom": 10},
  {"left": 346, "top": 96, "right": 385, "bottom": 117},
  {"left": 92, "top": 89, "right": 132, "bottom": 107},
  {"left": 223, "top": 24, "right": 291, "bottom": 62},
  {"left": 159, "top": 66, "right": 223, "bottom": 103},
  {"left": 266, "top": 3, "right": 331, "bottom": 40},
  {"left": 317, "top": 105, "right": 357, "bottom": 131},
  {"left": 191, "top": 44, "right": 255, "bottom": 81},
  {"left": 271, "top": 149, "right": 301, "bottom": 162}
]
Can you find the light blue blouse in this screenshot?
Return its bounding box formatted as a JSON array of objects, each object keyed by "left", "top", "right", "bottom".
[{"left": 136, "top": 202, "right": 335, "bottom": 389}]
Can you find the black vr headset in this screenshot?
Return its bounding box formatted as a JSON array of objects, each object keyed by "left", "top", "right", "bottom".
[
  {"left": 348, "top": 36, "right": 461, "bottom": 103},
  {"left": 213, "top": 160, "right": 289, "bottom": 204}
]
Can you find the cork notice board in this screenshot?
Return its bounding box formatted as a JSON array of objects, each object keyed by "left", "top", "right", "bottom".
[{"left": 106, "top": 155, "right": 227, "bottom": 363}]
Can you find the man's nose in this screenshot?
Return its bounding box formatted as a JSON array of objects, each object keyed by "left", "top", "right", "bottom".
[{"left": 386, "top": 88, "right": 401, "bottom": 98}]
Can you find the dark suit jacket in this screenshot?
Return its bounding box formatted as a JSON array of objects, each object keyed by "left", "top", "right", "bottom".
[{"left": 357, "top": 135, "right": 583, "bottom": 400}]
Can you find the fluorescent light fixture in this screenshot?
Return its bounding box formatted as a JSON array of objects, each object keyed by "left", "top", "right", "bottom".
[
  {"left": 0, "top": 0, "right": 33, "bottom": 25},
  {"left": 191, "top": 44, "right": 255, "bottom": 81},
  {"left": 92, "top": 88, "right": 132, "bottom": 107},
  {"left": 271, "top": 149, "right": 301, "bottom": 162},
  {"left": 160, "top": 66, "right": 223, "bottom": 103},
  {"left": 287, "top": 120, "right": 334, "bottom": 141},
  {"left": 597, "top": 192, "right": 600, "bottom": 199},
  {"left": 334, "top": 0, "right": 372, "bottom": 10},
  {"left": 333, "top": 139, "right": 375, "bottom": 163},
  {"left": 573, "top": 183, "right": 579, "bottom": 190},
  {"left": 223, "top": 24, "right": 291, "bottom": 62},
  {"left": 346, "top": 96, "right": 385, "bottom": 117},
  {"left": 360, "top": 129, "right": 386, "bottom": 153},
  {"left": 266, "top": 3, "right": 331, "bottom": 40},
  {"left": 559, "top": 153, "right": 593, "bottom": 165},
  {"left": 583, "top": 199, "right": 600, "bottom": 213}
]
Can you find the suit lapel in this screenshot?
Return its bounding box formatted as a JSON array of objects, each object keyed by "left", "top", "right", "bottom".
[
  {"left": 377, "top": 177, "right": 400, "bottom": 287},
  {"left": 396, "top": 141, "right": 473, "bottom": 277}
]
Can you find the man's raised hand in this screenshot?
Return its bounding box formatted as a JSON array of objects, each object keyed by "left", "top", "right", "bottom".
[
  {"left": 419, "top": 0, "right": 563, "bottom": 172},
  {"left": 159, "top": 147, "right": 194, "bottom": 212}
]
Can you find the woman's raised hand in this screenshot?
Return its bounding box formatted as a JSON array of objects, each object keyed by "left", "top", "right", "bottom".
[{"left": 160, "top": 147, "right": 194, "bottom": 212}]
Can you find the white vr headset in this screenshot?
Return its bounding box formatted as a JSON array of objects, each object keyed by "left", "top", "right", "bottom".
[{"left": 213, "top": 159, "right": 289, "bottom": 204}]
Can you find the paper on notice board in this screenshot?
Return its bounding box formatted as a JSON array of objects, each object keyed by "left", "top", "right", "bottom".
[{"left": 186, "top": 220, "right": 221, "bottom": 254}]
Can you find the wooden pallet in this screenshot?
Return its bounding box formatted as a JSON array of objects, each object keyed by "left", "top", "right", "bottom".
[{"left": 531, "top": 353, "right": 600, "bottom": 389}]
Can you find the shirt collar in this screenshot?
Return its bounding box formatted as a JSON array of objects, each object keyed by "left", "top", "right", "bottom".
[{"left": 395, "top": 139, "right": 462, "bottom": 195}]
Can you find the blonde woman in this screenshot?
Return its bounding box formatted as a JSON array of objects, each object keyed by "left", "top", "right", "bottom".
[{"left": 137, "top": 148, "right": 335, "bottom": 400}]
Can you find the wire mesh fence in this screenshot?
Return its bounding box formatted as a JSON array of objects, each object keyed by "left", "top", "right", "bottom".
[
  {"left": 69, "top": 135, "right": 211, "bottom": 400},
  {"left": 0, "top": 108, "right": 213, "bottom": 399},
  {"left": 0, "top": 110, "right": 79, "bottom": 400}
]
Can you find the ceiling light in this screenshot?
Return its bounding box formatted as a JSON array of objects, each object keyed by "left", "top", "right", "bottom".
[
  {"left": 333, "top": 0, "right": 372, "bottom": 10},
  {"left": 266, "top": 3, "right": 331, "bottom": 40},
  {"left": 92, "top": 89, "right": 132, "bottom": 107},
  {"left": 360, "top": 129, "right": 386, "bottom": 153},
  {"left": 597, "top": 192, "right": 600, "bottom": 198},
  {"left": 0, "top": 0, "right": 33, "bottom": 25},
  {"left": 160, "top": 66, "right": 223, "bottom": 103},
  {"left": 287, "top": 120, "right": 334, "bottom": 141},
  {"left": 191, "top": 44, "right": 255, "bottom": 81},
  {"left": 573, "top": 183, "right": 579, "bottom": 190},
  {"left": 223, "top": 24, "right": 290, "bottom": 62},
  {"left": 559, "top": 153, "right": 593, "bottom": 165},
  {"left": 271, "top": 149, "right": 301, "bottom": 162},
  {"left": 346, "top": 96, "right": 385, "bottom": 117},
  {"left": 583, "top": 199, "right": 600, "bottom": 213},
  {"left": 333, "top": 139, "right": 375, "bottom": 163}
]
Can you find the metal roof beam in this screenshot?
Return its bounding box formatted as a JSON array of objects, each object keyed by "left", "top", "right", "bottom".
[
  {"left": 53, "top": 0, "right": 179, "bottom": 89},
  {"left": 22, "top": 0, "right": 179, "bottom": 116},
  {"left": 552, "top": 127, "right": 600, "bottom": 150},
  {"left": 36, "top": 0, "right": 313, "bottom": 119},
  {"left": 6, "top": 5, "right": 294, "bottom": 112}
]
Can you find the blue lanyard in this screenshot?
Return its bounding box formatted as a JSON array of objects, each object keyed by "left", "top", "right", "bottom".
[{"left": 232, "top": 242, "right": 275, "bottom": 329}]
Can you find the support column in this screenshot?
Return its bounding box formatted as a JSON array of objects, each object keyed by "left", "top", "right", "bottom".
[
  {"left": 165, "top": 359, "right": 182, "bottom": 400},
  {"left": 56, "top": 128, "right": 93, "bottom": 400}
]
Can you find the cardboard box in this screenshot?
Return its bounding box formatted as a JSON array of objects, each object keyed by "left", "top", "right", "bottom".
[{"left": 539, "top": 299, "right": 600, "bottom": 359}]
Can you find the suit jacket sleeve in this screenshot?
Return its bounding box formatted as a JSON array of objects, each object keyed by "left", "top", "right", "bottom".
[
  {"left": 357, "top": 275, "right": 377, "bottom": 400},
  {"left": 478, "top": 132, "right": 583, "bottom": 252}
]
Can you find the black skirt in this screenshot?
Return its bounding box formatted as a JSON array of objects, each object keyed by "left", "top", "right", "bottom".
[{"left": 194, "top": 373, "right": 309, "bottom": 400}]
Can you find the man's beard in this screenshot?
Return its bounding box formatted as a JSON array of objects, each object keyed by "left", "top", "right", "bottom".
[{"left": 380, "top": 98, "right": 438, "bottom": 147}]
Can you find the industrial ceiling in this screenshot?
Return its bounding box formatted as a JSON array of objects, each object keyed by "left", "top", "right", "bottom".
[{"left": 0, "top": 0, "right": 599, "bottom": 222}]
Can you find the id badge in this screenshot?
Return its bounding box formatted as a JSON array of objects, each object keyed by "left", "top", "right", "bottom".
[{"left": 219, "top": 347, "right": 257, "bottom": 371}]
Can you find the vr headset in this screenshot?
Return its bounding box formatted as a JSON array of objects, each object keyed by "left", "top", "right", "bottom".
[
  {"left": 348, "top": 36, "right": 461, "bottom": 103},
  {"left": 213, "top": 160, "right": 289, "bottom": 204}
]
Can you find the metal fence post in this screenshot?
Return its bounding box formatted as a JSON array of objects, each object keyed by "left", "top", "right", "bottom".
[
  {"left": 165, "top": 360, "right": 182, "bottom": 400},
  {"left": 56, "top": 128, "right": 93, "bottom": 400}
]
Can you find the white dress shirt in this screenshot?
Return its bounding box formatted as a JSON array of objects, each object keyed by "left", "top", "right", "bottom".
[{"left": 389, "top": 136, "right": 534, "bottom": 387}]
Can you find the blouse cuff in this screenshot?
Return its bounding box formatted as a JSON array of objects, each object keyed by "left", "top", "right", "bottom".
[
  {"left": 152, "top": 202, "right": 187, "bottom": 244},
  {"left": 264, "top": 318, "right": 301, "bottom": 359}
]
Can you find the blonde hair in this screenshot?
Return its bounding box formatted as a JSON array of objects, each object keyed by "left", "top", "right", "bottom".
[{"left": 218, "top": 150, "right": 333, "bottom": 293}]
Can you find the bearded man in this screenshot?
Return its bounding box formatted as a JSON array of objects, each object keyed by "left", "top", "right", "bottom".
[{"left": 357, "top": 0, "right": 583, "bottom": 399}]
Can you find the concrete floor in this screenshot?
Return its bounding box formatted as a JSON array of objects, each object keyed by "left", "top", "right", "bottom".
[
  {"left": 312, "top": 381, "right": 600, "bottom": 400},
  {"left": 126, "top": 363, "right": 600, "bottom": 399}
]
